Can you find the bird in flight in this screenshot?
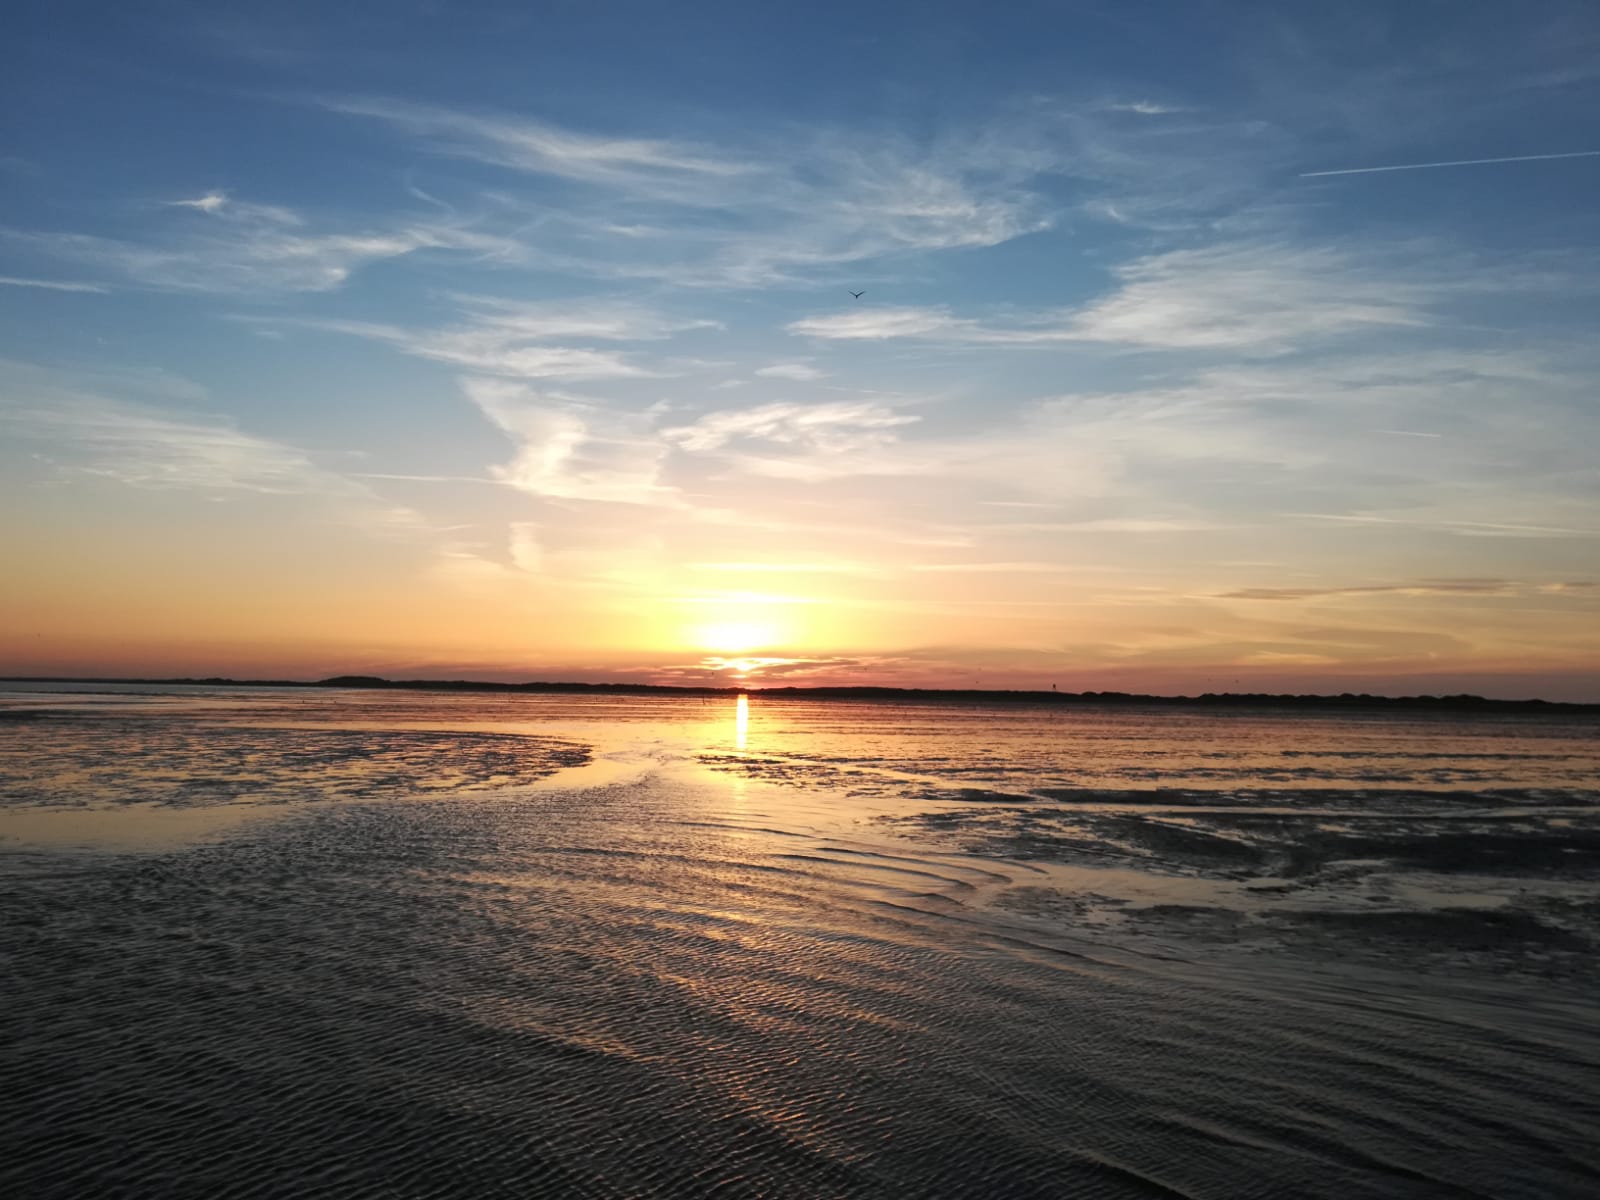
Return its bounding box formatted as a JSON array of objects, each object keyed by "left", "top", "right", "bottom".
[{"left": 849, "top": 290, "right": 865, "bottom": 299}]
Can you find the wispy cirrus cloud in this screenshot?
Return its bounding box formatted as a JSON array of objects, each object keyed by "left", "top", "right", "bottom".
[
  {"left": 5, "top": 192, "right": 517, "bottom": 294},
  {"left": 0, "top": 360, "right": 415, "bottom": 535},
  {"left": 1060, "top": 242, "right": 1428, "bottom": 349},
  {"left": 320, "top": 96, "right": 748, "bottom": 189},
  {"left": 657, "top": 338, "right": 1591, "bottom": 550},
  {"left": 4, "top": 396, "right": 331, "bottom": 493},
  {"left": 790, "top": 242, "right": 1430, "bottom": 351},
  {"left": 317, "top": 96, "right": 1058, "bottom": 285},
  {"left": 2, "top": 229, "right": 405, "bottom": 294},
  {"left": 0, "top": 361, "right": 571, "bottom": 599},
  {"left": 0, "top": 362, "right": 327, "bottom": 494},
  {"left": 165, "top": 190, "right": 232, "bottom": 213},
  {"left": 463, "top": 376, "right": 673, "bottom": 504},
  {"left": 285, "top": 317, "right": 655, "bottom": 381},
  {"left": 753, "top": 362, "right": 824, "bottom": 381},
  {"left": 0, "top": 276, "right": 109, "bottom": 293},
  {"left": 1218, "top": 579, "right": 1522, "bottom": 602},
  {"left": 157, "top": 191, "right": 307, "bottom": 227},
  {"left": 1295, "top": 513, "right": 1600, "bottom": 540},
  {"left": 1104, "top": 100, "right": 1186, "bottom": 115},
  {"left": 787, "top": 306, "right": 969, "bottom": 341},
  {"left": 663, "top": 400, "right": 918, "bottom": 454},
  {"left": 12, "top": 94, "right": 1305, "bottom": 301},
  {"left": 446, "top": 294, "right": 721, "bottom": 341},
  {"left": 1006, "top": 346, "right": 1596, "bottom": 519},
  {"left": 259, "top": 296, "right": 715, "bottom": 381}
]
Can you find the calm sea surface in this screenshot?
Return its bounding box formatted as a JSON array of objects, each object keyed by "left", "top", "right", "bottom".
[{"left": 3, "top": 685, "right": 1598, "bottom": 1197}]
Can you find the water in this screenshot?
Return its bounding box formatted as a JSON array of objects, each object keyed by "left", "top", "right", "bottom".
[{"left": 3, "top": 686, "right": 1598, "bottom": 1197}]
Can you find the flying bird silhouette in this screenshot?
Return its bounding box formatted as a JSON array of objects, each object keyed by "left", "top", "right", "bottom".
[{"left": 849, "top": 290, "right": 865, "bottom": 299}]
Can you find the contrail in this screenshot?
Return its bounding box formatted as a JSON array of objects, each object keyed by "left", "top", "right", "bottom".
[{"left": 1301, "top": 149, "right": 1600, "bottom": 178}]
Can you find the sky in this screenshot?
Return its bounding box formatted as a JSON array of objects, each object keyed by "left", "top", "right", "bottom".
[{"left": 3, "top": 1, "right": 1599, "bottom": 699}]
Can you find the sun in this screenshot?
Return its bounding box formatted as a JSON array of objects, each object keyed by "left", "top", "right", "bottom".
[{"left": 692, "top": 620, "right": 777, "bottom": 654}]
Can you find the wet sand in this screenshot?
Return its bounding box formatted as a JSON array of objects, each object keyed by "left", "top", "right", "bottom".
[{"left": 3, "top": 688, "right": 1598, "bottom": 1197}]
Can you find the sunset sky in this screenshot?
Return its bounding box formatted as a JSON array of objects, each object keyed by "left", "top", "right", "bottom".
[{"left": 4, "top": 1, "right": 1599, "bottom": 698}]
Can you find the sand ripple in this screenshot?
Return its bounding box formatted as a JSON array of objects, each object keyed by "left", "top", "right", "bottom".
[{"left": 4, "top": 775, "right": 1598, "bottom": 1198}]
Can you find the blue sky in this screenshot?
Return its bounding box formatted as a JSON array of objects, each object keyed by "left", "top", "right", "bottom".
[{"left": 4, "top": 1, "right": 1599, "bottom": 696}]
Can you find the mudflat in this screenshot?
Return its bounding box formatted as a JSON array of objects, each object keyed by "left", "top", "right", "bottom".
[{"left": 4, "top": 686, "right": 1597, "bottom": 1197}]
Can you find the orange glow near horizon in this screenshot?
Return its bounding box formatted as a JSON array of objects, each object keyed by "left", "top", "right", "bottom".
[{"left": 3, "top": 486, "right": 1600, "bottom": 700}]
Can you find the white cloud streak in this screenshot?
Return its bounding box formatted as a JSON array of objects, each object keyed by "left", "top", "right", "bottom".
[
  {"left": 0, "top": 276, "right": 109, "bottom": 293},
  {"left": 1062, "top": 243, "right": 1427, "bottom": 349},
  {"left": 165, "top": 191, "right": 231, "bottom": 213},
  {"left": 1105, "top": 101, "right": 1184, "bottom": 115},
  {"left": 5, "top": 192, "right": 516, "bottom": 294},
  {"left": 463, "top": 377, "right": 673, "bottom": 504},
  {"left": 318, "top": 96, "right": 1058, "bottom": 286},
  {"left": 263, "top": 296, "right": 715, "bottom": 380},
  {"left": 790, "top": 242, "right": 1430, "bottom": 351},
  {"left": 753, "top": 362, "right": 824, "bottom": 381},
  {"left": 321, "top": 96, "right": 748, "bottom": 189},
  {"left": 303, "top": 318, "right": 654, "bottom": 381},
  {"left": 1301, "top": 149, "right": 1600, "bottom": 178},
  {"left": 663, "top": 400, "right": 918, "bottom": 454},
  {"left": 788, "top": 307, "right": 969, "bottom": 341}
]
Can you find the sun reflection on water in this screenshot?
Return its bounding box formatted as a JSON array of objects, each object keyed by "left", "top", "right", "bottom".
[{"left": 735, "top": 693, "right": 749, "bottom": 751}]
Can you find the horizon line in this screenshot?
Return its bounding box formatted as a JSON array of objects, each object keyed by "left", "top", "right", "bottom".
[{"left": 2, "top": 673, "right": 1594, "bottom": 710}]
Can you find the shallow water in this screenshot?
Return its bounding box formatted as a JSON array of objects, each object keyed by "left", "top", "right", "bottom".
[{"left": 3, "top": 686, "right": 1598, "bottom": 1197}]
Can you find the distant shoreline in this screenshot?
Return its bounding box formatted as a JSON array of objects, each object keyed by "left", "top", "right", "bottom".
[{"left": 3, "top": 675, "right": 1597, "bottom": 714}]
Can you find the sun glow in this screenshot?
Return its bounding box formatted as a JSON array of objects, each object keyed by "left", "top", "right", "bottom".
[
  {"left": 692, "top": 620, "right": 779, "bottom": 654},
  {"left": 706, "top": 656, "right": 785, "bottom": 678}
]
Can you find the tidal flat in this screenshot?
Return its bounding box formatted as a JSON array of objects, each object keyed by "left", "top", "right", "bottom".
[{"left": 3, "top": 685, "right": 1598, "bottom": 1197}]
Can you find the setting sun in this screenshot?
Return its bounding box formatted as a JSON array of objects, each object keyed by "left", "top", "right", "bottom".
[{"left": 692, "top": 620, "right": 779, "bottom": 654}]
